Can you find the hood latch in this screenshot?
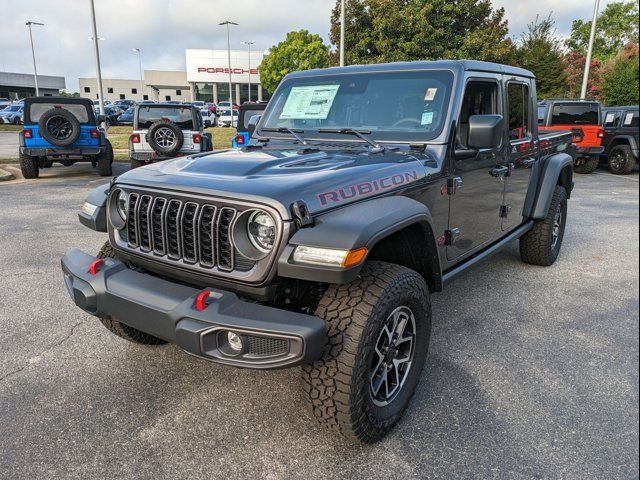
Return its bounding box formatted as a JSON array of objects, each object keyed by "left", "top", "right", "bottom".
[{"left": 291, "top": 200, "right": 314, "bottom": 228}]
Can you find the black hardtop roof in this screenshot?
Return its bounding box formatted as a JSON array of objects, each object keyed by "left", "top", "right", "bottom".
[
  {"left": 24, "top": 96, "right": 94, "bottom": 108},
  {"left": 135, "top": 102, "right": 194, "bottom": 108},
  {"left": 539, "top": 98, "right": 600, "bottom": 105},
  {"left": 603, "top": 105, "right": 639, "bottom": 110},
  {"left": 285, "top": 60, "right": 535, "bottom": 80}
]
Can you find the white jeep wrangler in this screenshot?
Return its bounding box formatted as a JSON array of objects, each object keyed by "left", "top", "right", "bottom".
[{"left": 129, "top": 103, "right": 213, "bottom": 169}]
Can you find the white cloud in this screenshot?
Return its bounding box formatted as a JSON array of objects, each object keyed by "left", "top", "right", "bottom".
[{"left": 0, "top": 0, "right": 618, "bottom": 92}]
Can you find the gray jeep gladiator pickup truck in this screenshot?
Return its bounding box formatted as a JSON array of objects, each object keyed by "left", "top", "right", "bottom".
[{"left": 62, "top": 60, "right": 574, "bottom": 443}]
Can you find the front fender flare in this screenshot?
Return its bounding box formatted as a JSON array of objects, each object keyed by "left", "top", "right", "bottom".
[
  {"left": 278, "top": 196, "right": 442, "bottom": 286},
  {"left": 78, "top": 183, "right": 110, "bottom": 232},
  {"left": 531, "top": 153, "right": 573, "bottom": 220}
]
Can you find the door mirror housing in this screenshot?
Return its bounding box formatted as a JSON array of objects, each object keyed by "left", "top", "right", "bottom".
[
  {"left": 467, "top": 114, "right": 503, "bottom": 150},
  {"left": 96, "top": 114, "right": 106, "bottom": 124},
  {"left": 247, "top": 114, "right": 262, "bottom": 138}
]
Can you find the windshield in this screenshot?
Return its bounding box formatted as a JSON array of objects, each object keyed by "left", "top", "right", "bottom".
[
  {"left": 4, "top": 106, "right": 21, "bottom": 112},
  {"left": 260, "top": 70, "right": 454, "bottom": 142},
  {"left": 550, "top": 103, "right": 599, "bottom": 125},
  {"left": 137, "top": 107, "right": 194, "bottom": 129}
]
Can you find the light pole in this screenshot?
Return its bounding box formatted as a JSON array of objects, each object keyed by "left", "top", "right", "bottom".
[
  {"left": 219, "top": 21, "right": 238, "bottom": 107},
  {"left": 241, "top": 41, "right": 255, "bottom": 102},
  {"left": 340, "top": 0, "right": 346, "bottom": 67},
  {"left": 132, "top": 48, "right": 143, "bottom": 100},
  {"left": 581, "top": 0, "right": 601, "bottom": 99},
  {"left": 26, "top": 21, "right": 44, "bottom": 97},
  {"left": 88, "top": 0, "right": 105, "bottom": 118}
]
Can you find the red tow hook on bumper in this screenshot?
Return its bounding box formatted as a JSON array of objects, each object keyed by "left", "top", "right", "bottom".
[
  {"left": 195, "top": 290, "right": 211, "bottom": 311},
  {"left": 89, "top": 259, "right": 104, "bottom": 275}
]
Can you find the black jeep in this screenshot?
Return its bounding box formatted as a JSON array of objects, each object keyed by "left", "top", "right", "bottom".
[
  {"left": 600, "top": 106, "right": 639, "bottom": 174},
  {"left": 62, "top": 60, "right": 575, "bottom": 443}
]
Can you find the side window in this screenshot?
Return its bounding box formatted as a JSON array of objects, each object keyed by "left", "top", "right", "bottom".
[
  {"left": 457, "top": 81, "right": 499, "bottom": 148},
  {"left": 603, "top": 110, "right": 622, "bottom": 127},
  {"left": 507, "top": 82, "right": 530, "bottom": 141},
  {"left": 623, "top": 110, "right": 639, "bottom": 128}
]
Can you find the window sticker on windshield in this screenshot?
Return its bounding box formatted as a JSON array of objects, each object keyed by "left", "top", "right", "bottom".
[
  {"left": 624, "top": 112, "right": 634, "bottom": 126},
  {"left": 424, "top": 88, "right": 438, "bottom": 101},
  {"left": 421, "top": 111, "right": 434, "bottom": 125},
  {"left": 280, "top": 85, "right": 340, "bottom": 120},
  {"left": 605, "top": 112, "right": 616, "bottom": 124}
]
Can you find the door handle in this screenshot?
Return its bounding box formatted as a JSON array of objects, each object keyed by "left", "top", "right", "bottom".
[{"left": 490, "top": 166, "right": 509, "bottom": 177}]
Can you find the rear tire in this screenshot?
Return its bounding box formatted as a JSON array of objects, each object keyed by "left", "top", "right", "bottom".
[
  {"left": 96, "top": 140, "right": 113, "bottom": 176},
  {"left": 302, "top": 262, "right": 431, "bottom": 443},
  {"left": 520, "top": 186, "right": 568, "bottom": 266},
  {"left": 96, "top": 242, "right": 167, "bottom": 345},
  {"left": 129, "top": 157, "right": 145, "bottom": 169},
  {"left": 19, "top": 152, "right": 39, "bottom": 179},
  {"left": 608, "top": 145, "right": 636, "bottom": 175},
  {"left": 573, "top": 156, "right": 598, "bottom": 174}
]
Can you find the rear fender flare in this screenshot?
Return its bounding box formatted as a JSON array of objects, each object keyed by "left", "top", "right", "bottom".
[
  {"left": 530, "top": 153, "right": 573, "bottom": 220},
  {"left": 277, "top": 196, "right": 442, "bottom": 288}
]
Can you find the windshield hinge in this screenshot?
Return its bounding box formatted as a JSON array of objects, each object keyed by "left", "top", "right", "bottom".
[
  {"left": 291, "top": 200, "right": 314, "bottom": 228},
  {"left": 446, "top": 177, "right": 463, "bottom": 195}
]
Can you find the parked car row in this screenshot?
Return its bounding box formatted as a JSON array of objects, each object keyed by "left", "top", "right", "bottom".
[{"left": 538, "top": 99, "right": 638, "bottom": 175}]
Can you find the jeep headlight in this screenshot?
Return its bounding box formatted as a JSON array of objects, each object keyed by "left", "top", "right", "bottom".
[
  {"left": 247, "top": 211, "right": 276, "bottom": 252},
  {"left": 116, "top": 190, "right": 128, "bottom": 220}
]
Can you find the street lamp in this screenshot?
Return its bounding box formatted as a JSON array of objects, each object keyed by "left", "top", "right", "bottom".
[
  {"left": 132, "top": 48, "right": 143, "bottom": 100},
  {"left": 241, "top": 41, "right": 255, "bottom": 102},
  {"left": 340, "top": 0, "right": 345, "bottom": 67},
  {"left": 26, "top": 21, "right": 44, "bottom": 97},
  {"left": 88, "top": 0, "right": 105, "bottom": 118},
  {"left": 219, "top": 21, "right": 238, "bottom": 107}
]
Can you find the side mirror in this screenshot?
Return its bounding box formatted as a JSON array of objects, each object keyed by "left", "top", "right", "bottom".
[
  {"left": 467, "top": 114, "right": 503, "bottom": 150},
  {"left": 247, "top": 114, "right": 262, "bottom": 138}
]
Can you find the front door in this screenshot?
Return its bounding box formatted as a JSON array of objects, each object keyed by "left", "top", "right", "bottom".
[
  {"left": 503, "top": 80, "right": 535, "bottom": 231},
  {"left": 447, "top": 79, "right": 506, "bottom": 261}
]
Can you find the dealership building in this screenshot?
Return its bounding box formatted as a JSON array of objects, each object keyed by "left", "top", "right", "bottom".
[
  {"left": 0, "top": 71, "right": 66, "bottom": 99},
  {"left": 79, "top": 49, "right": 268, "bottom": 105}
]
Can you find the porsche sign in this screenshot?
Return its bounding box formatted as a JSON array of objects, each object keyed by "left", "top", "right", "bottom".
[{"left": 186, "top": 49, "right": 264, "bottom": 84}]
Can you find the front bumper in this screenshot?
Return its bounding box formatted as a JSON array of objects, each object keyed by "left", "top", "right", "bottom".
[{"left": 61, "top": 249, "right": 326, "bottom": 369}]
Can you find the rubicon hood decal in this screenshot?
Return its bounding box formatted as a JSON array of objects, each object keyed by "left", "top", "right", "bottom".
[{"left": 318, "top": 170, "right": 420, "bottom": 206}]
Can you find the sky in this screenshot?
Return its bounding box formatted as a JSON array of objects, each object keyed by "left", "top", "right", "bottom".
[{"left": 0, "top": 0, "right": 617, "bottom": 92}]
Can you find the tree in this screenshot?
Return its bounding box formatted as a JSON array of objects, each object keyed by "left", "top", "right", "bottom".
[
  {"left": 516, "top": 14, "right": 567, "bottom": 99},
  {"left": 328, "top": 0, "right": 515, "bottom": 66},
  {"left": 564, "top": 50, "right": 603, "bottom": 99},
  {"left": 566, "top": 1, "right": 639, "bottom": 60},
  {"left": 259, "top": 30, "right": 330, "bottom": 94},
  {"left": 599, "top": 43, "right": 639, "bottom": 106}
]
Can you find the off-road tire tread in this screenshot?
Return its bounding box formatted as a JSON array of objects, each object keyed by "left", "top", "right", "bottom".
[
  {"left": 573, "top": 156, "right": 598, "bottom": 174},
  {"left": 96, "top": 242, "right": 167, "bottom": 345},
  {"left": 96, "top": 140, "right": 113, "bottom": 176},
  {"left": 608, "top": 145, "right": 636, "bottom": 175},
  {"left": 301, "top": 261, "right": 430, "bottom": 444},
  {"left": 19, "top": 152, "right": 39, "bottom": 179},
  {"left": 520, "top": 186, "right": 567, "bottom": 266}
]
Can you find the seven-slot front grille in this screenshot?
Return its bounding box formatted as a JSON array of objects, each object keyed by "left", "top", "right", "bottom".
[{"left": 122, "top": 192, "right": 255, "bottom": 273}]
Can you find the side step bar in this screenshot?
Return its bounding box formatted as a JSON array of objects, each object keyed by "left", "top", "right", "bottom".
[{"left": 442, "top": 221, "right": 534, "bottom": 286}]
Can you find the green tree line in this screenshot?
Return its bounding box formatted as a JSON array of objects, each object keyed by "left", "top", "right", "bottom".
[{"left": 259, "top": 0, "right": 639, "bottom": 106}]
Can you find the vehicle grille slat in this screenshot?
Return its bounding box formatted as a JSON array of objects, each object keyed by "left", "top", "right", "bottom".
[{"left": 122, "top": 192, "right": 258, "bottom": 275}]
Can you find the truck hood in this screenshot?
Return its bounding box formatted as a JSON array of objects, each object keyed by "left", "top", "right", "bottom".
[{"left": 116, "top": 147, "right": 440, "bottom": 220}]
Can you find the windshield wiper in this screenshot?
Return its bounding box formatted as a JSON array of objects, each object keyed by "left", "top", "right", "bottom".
[
  {"left": 318, "top": 128, "right": 385, "bottom": 153},
  {"left": 261, "top": 127, "right": 309, "bottom": 145}
]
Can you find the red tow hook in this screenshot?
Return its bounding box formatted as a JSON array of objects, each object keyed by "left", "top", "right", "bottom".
[
  {"left": 89, "top": 259, "right": 104, "bottom": 275},
  {"left": 195, "top": 290, "right": 211, "bottom": 311}
]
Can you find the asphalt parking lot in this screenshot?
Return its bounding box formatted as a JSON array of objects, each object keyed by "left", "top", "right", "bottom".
[{"left": 0, "top": 164, "right": 638, "bottom": 479}]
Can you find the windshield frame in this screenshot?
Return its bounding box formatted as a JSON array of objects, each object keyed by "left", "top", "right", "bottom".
[{"left": 257, "top": 68, "right": 456, "bottom": 145}]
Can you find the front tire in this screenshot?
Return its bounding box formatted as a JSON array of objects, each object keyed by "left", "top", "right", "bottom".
[
  {"left": 96, "top": 242, "right": 167, "bottom": 346},
  {"left": 608, "top": 145, "right": 636, "bottom": 175},
  {"left": 573, "top": 156, "right": 598, "bottom": 174},
  {"left": 520, "top": 185, "right": 568, "bottom": 266},
  {"left": 302, "top": 262, "right": 431, "bottom": 443},
  {"left": 19, "top": 152, "right": 39, "bottom": 179}
]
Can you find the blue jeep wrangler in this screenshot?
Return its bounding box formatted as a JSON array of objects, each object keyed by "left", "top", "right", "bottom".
[{"left": 19, "top": 97, "right": 114, "bottom": 179}]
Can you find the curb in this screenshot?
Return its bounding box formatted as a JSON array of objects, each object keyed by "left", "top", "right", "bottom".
[{"left": 0, "top": 167, "right": 15, "bottom": 182}]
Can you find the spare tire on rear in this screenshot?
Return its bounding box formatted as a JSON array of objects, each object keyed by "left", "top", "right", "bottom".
[
  {"left": 38, "top": 108, "right": 81, "bottom": 147},
  {"left": 146, "top": 120, "right": 184, "bottom": 156}
]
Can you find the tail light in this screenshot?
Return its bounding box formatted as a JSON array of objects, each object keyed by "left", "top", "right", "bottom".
[
  {"left": 22, "top": 129, "right": 33, "bottom": 139},
  {"left": 130, "top": 133, "right": 141, "bottom": 143},
  {"left": 235, "top": 134, "right": 245, "bottom": 145},
  {"left": 90, "top": 129, "right": 100, "bottom": 138},
  {"left": 192, "top": 133, "right": 202, "bottom": 144},
  {"left": 597, "top": 128, "right": 605, "bottom": 139}
]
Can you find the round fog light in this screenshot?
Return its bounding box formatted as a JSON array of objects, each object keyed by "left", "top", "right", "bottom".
[{"left": 227, "top": 331, "right": 244, "bottom": 352}]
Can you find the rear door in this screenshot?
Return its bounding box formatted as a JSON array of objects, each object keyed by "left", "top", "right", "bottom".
[
  {"left": 503, "top": 79, "right": 535, "bottom": 231},
  {"left": 447, "top": 77, "right": 506, "bottom": 261},
  {"left": 602, "top": 109, "right": 623, "bottom": 150}
]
